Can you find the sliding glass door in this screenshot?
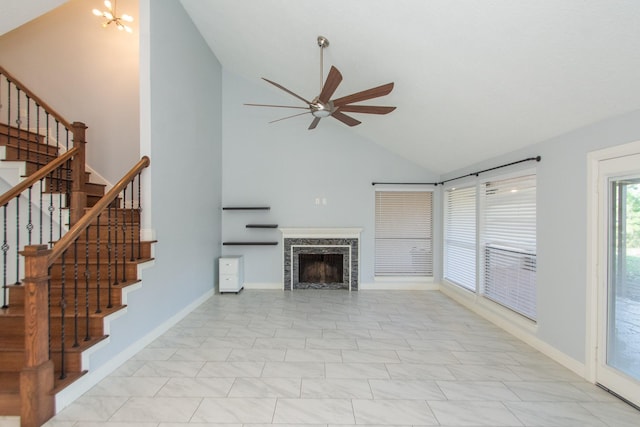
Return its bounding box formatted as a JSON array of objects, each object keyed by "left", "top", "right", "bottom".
[{"left": 597, "top": 154, "right": 640, "bottom": 407}]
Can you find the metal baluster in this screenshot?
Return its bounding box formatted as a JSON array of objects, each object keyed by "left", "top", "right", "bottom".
[
  {"left": 47, "top": 271, "right": 52, "bottom": 361},
  {"left": 39, "top": 177, "right": 44, "bottom": 246},
  {"left": 130, "top": 182, "right": 135, "bottom": 261},
  {"left": 84, "top": 228, "right": 90, "bottom": 341},
  {"left": 107, "top": 206, "right": 113, "bottom": 308},
  {"left": 114, "top": 202, "right": 119, "bottom": 285},
  {"left": 137, "top": 172, "right": 142, "bottom": 260},
  {"left": 6, "top": 81, "right": 10, "bottom": 148},
  {"left": 36, "top": 103, "right": 41, "bottom": 168},
  {"left": 26, "top": 95, "right": 31, "bottom": 161},
  {"left": 73, "top": 240, "right": 79, "bottom": 348},
  {"left": 15, "top": 87, "right": 21, "bottom": 158},
  {"left": 1, "top": 205, "right": 7, "bottom": 308},
  {"left": 59, "top": 251, "right": 67, "bottom": 379},
  {"left": 27, "top": 186, "right": 33, "bottom": 245},
  {"left": 121, "top": 194, "right": 127, "bottom": 283},
  {"left": 46, "top": 113, "right": 53, "bottom": 248},
  {"left": 48, "top": 169, "right": 55, "bottom": 249},
  {"left": 37, "top": 108, "right": 44, "bottom": 246},
  {"left": 95, "top": 215, "right": 102, "bottom": 314},
  {"left": 56, "top": 122, "right": 62, "bottom": 241},
  {"left": 14, "top": 196, "right": 20, "bottom": 285}
]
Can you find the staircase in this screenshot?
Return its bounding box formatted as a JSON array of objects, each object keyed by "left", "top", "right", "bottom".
[{"left": 0, "top": 66, "right": 153, "bottom": 427}]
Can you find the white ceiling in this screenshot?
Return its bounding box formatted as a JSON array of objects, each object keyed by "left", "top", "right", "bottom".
[
  {"left": 180, "top": 0, "right": 640, "bottom": 174},
  {"left": 0, "top": 0, "right": 66, "bottom": 35},
  {"left": 4, "top": 1, "right": 640, "bottom": 174}
]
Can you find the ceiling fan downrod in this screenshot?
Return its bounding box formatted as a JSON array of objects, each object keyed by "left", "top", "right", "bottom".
[{"left": 318, "top": 36, "right": 329, "bottom": 94}]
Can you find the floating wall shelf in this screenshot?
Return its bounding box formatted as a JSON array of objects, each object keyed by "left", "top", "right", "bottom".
[
  {"left": 222, "top": 207, "right": 271, "bottom": 211},
  {"left": 223, "top": 206, "right": 277, "bottom": 247},
  {"left": 223, "top": 242, "right": 278, "bottom": 246}
]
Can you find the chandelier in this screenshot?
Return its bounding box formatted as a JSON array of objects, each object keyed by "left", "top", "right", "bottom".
[{"left": 92, "top": 0, "right": 134, "bottom": 33}]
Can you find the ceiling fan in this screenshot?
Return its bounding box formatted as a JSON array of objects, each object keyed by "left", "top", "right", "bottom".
[{"left": 246, "top": 36, "right": 396, "bottom": 130}]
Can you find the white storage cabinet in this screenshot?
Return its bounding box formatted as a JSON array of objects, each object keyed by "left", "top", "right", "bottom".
[{"left": 219, "top": 256, "right": 244, "bottom": 293}]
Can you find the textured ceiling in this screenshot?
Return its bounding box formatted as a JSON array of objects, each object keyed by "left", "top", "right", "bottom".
[{"left": 180, "top": 0, "right": 640, "bottom": 174}]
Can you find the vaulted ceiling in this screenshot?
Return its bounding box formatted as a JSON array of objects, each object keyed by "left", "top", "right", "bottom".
[
  {"left": 4, "top": 1, "right": 640, "bottom": 174},
  {"left": 180, "top": 0, "right": 640, "bottom": 174}
]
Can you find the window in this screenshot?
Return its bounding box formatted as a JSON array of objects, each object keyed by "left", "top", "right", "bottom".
[
  {"left": 480, "top": 174, "right": 537, "bottom": 320},
  {"left": 375, "top": 190, "right": 433, "bottom": 277},
  {"left": 444, "top": 186, "right": 476, "bottom": 291}
]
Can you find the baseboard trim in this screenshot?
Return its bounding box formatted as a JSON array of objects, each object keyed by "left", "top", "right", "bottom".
[
  {"left": 54, "top": 289, "right": 214, "bottom": 412},
  {"left": 438, "top": 281, "right": 586, "bottom": 378},
  {"left": 360, "top": 281, "right": 439, "bottom": 290},
  {"left": 242, "top": 282, "right": 282, "bottom": 290}
]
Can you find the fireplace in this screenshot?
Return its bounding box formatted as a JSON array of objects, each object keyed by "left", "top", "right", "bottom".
[
  {"left": 299, "top": 254, "right": 344, "bottom": 284},
  {"left": 280, "top": 227, "right": 362, "bottom": 291}
]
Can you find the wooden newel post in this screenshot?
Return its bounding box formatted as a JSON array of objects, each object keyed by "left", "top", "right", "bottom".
[
  {"left": 20, "top": 244, "right": 55, "bottom": 427},
  {"left": 69, "top": 122, "right": 87, "bottom": 226}
]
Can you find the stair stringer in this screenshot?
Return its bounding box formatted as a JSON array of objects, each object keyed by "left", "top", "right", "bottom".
[{"left": 53, "top": 256, "right": 214, "bottom": 413}]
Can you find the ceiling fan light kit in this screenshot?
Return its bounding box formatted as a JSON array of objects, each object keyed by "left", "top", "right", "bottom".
[{"left": 246, "top": 35, "right": 396, "bottom": 130}]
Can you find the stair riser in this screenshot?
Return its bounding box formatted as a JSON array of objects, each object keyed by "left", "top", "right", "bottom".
[
  {"left": 55, "top": 242, "right": 152, "bottom": 260},
  {"left": 0, "top": 123, "right": 45, "bottom": 143},
  {"left": 76, "top": 225, "right": 142, "bottom": 241},
  {"left": 0, "top": 350, "right": 24, "bottom": 371},
  {"left": 1, "top": 314, "right": 107, "bottom": 340},
  {"left": 0, "top": 393, "right": 20, "bottom": 416},
  {"left": 0, "top": 136, "right": 58, "bottom": 156},
  {"left": 8, "top": 289, "right": 123, "bottom": 309},
  {"left": 49, "top": 263, "right": 141, "bottom": 280},
  {"left": 3, "top": 145, "right": 57, "bottom": 164},
  {"left": 49, "top": 318, "right": 106, "bottom": 342}
]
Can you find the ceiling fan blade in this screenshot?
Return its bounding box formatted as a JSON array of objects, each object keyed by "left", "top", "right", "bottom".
[
  {"left": 337, "top": 105, "right": 396, "bottom": 115},
  {"left": 308, "top": 117, "right": 321, "bottom": 130},
  {"left": 245, "top": 103, "right": 310, "bottom": 110},
  {"left": 318, "top": 66, "right": 343, "bottom": 104},
  {"left": 332, "top": 82, "right": 395, "bottom": 107},
  {"left": 262, "top": 77, "right": 312, "bottom": 105},
  {"left": 268, "top": 111, "right": 312, "bottom": 124},
  {"left": 331, "top": 111, "right": 361, "bottom": 127}
]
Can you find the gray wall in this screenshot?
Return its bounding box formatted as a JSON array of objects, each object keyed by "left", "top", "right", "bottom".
[
  {"left": 440, "top": 108, "right": 640, "bottom": 364},
  {"left": 221, "top": 71, "right": 437, "bottom": 285},
  {"left": 89, "top": 0, "right": 222, "bottom": 368}
]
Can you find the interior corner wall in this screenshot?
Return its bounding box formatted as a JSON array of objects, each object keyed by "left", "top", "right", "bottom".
[
  {"left": 439, "top": 108, "right": 640, "bottom": 367},
  {"left": 221, "top": 70, "right": 438, "bottom": 286},
  {"left": 0, "top": 0, "right": 140, "bottom": 184},
  {"left": 86, "top": 0, "right": 222, "bottom": 369}
]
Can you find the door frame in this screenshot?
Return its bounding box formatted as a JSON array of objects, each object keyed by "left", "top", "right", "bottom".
[{"left": 586, "top": 139, "right": 640, "bottom": 389}]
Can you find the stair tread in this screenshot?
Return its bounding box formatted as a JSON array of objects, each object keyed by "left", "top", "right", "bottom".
[
  {"left": 53, "top": 370, "right": 87, "bottom": 394},
  {"left": 0, "top": 372, "right": 20, "bottom": 393}
]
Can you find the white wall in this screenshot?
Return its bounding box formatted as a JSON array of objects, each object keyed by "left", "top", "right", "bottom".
[
  {"left": 98, "top": 0, "right": 222, "bottom": 360},
  {"left": 56, "top": 0, "right": 223, "bottom": 407},
  {"left": 0, "top": 0, "right": 139, "bottom": 184},
  {"left": 439, "top": 108, "right": 640, "bottom": 369},
  {"left": 221, "top": 71, "right": 438, "bottom": 286}
]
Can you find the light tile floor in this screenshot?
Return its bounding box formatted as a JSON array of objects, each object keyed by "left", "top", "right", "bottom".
[{"left": 36, "top": 290, "right": 640, "bottom": 426}]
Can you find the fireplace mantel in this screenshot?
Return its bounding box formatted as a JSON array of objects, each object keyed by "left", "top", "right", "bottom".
[
  {"left": 280, "top": 227, "right": 362, "bottom": 291},
  {"left": 279, "top": 227, "right": 363, "bottom": 239}
]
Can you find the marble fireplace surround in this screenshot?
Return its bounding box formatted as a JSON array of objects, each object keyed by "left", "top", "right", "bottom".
[{"left": 280, "top": 227, "right": 362, "bottom": 291}]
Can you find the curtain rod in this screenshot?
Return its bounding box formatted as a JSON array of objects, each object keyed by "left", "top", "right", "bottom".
[{"left": 372, "top": 155, "right": 541, "bottom": 187}]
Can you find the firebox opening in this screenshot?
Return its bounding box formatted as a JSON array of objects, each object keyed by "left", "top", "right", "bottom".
[{"left": 298, "top": 253, "right": 344, "bottom": 284}]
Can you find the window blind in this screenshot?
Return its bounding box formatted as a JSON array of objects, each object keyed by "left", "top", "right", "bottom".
[
  {"left": 481, "top": 174, "right": 537, "bottom": 320},
  {"left": 375, "top": 191, "right": 433, "bottom": 276},
  {"left": 444, "top": 186, "right": 476, "bottom": 291}
]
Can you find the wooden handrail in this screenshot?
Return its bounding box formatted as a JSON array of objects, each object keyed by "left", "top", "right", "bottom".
[
  {"left": 0, "top": 147, "right": 78, "bottom": 208},
  {"left": 48, "top": 156, "right": 150, "bottom": 263},
  {"left": 0, "top": 65, "right": 72, "bottom": 130}
]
